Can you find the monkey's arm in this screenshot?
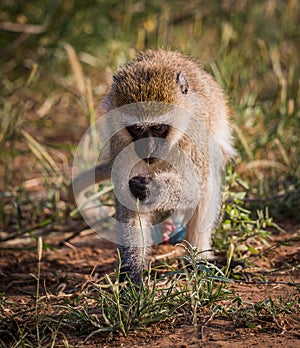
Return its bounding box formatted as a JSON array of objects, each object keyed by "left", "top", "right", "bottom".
[
  {"left": 129, "top": 171, "right": 197, "bottom": 212},
  {"left": 152, "top": 172, "right": 183, "bottom": 210}
]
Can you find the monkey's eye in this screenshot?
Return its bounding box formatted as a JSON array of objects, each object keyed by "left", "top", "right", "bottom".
[
  {"left": 151, "top": 124, "right": 163, "bottom": 131},
  {"left": 150, "top": 124, "right": 169, "bottom": 137},
  {"left": 127, "top": 124, "right": 145, "bottom": 138}
]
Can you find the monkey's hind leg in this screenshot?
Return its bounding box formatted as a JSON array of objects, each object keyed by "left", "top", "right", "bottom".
[
  {"left": 185, "top": 173, "right": 222, "bottom": 259},
  {"left": 185, "top": 205, "right": 213, "bottom": 259}
]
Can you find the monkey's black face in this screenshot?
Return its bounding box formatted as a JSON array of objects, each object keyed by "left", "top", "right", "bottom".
[{"left": 127, "top": 124, "right": 170, "bottom": 164}]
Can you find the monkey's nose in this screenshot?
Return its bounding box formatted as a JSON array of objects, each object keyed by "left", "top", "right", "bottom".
[{"left": 134, "top": 138, "right": 156, "bottom": 161}]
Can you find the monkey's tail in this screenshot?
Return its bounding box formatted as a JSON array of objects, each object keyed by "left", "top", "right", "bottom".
[{"left": 69, "top": 161, "right": 111, "bottom": 203}]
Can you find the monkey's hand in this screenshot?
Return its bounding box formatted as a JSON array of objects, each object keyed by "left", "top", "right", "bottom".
[{"left": 129, "top": 175, "right": 152, "bottom": 201}]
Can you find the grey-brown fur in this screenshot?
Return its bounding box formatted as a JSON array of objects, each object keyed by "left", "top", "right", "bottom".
[{"left": 73, "top": 50, "right": 235, "bottom": 283}]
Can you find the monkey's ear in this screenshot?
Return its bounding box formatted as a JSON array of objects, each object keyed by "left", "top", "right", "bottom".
[{"left": 176, "top": 72, "right": 189, "bottom": 94}]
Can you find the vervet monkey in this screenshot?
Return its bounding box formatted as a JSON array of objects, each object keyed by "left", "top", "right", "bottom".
[{"left": 72, "top": 50, "right": 235, "bottom": 283}]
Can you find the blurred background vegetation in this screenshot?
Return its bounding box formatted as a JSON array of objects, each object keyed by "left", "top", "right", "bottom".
[{"left": 0, "top": 0, "right": 299, "bottom": 243}]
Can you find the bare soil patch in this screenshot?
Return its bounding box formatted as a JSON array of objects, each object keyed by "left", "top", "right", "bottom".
[{"left": 0, "top": 223, "right": 299, "bottom": 347}]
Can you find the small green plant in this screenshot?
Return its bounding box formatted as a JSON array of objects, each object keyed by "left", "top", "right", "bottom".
[
  {"left": 224, "top": 294, "right": 299, "bottom": 331},
  {"left": 166, "top": 241, "right": 234, "bottom": 338},
  {"left": 60, "top": 243, "right": 233, "bottom": 339},
  {"left": 61, "top": 265, "right": 181, "bottom": 338},
  {"left": 213, "top": 167, "right": 282, "bottom": 259}
]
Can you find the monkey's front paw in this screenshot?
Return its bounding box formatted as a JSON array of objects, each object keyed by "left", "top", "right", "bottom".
[{"left": 129, "top": 175, "right": 152, "bottom": 201}]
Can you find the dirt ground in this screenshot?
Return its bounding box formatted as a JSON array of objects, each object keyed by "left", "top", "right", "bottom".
[{"left": 0, "top": 220, "right": 299, "bottom": 347}]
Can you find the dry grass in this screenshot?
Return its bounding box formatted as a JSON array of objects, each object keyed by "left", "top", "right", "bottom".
[{"left": 0, "top": 0, "right": 299, "bottom": 346}]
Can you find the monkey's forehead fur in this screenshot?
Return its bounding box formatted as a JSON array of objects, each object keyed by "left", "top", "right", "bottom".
[{"left": 105, "top": 50, "right": 217, "bottom": 109}]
